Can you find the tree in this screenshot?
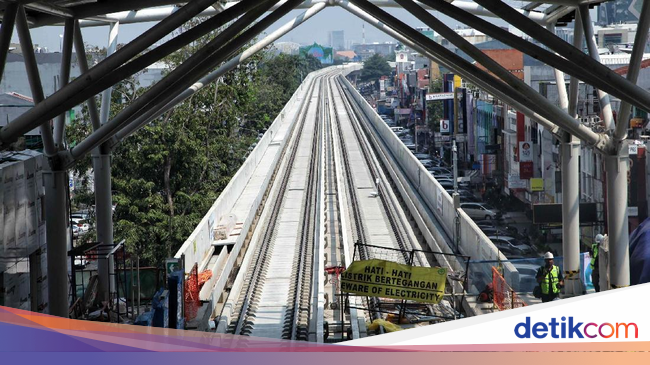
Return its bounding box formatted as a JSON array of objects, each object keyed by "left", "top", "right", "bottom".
[
  {"left": 360, "top": 53, "right": 392, "bottom": 82},
  {"left": 427, "top": 77, "right": 444, "bottom": 132},
  {"left": 67, "top": 29, "right": 323, "bottom": 267}
]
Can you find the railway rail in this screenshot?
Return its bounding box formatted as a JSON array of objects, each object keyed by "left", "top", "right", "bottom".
[{"left": 220, "top": 69, "right": 455, "bottom": 341}]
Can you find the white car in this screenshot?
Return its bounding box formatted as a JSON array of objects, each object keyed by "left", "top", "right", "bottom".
[
  {"left": 71, "top": 218, "right": 91, "bottom": 234},
  {"left": 489, "top": 236, "right": 533, "bottom": 253},
  {"left": 460, "top": 202, "right": 499, "bottom": 220}
]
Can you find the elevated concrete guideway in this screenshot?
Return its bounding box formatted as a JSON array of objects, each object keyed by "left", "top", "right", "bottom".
[
  {"left": 176, "top": 66, "right": 517, "bottom": 336},
  {"left": 1, "top": 0, "right": 644, "bottom": 320}
]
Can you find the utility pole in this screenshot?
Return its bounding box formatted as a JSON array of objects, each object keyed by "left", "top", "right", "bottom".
[{"left": 453, "top": 83, "right": 460, "bottom": 253}]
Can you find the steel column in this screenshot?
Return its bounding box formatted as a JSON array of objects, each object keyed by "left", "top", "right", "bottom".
[
  {"left": 568, "top": 13, "right": 584, "bottom": 118},
  {"left": 472, "top": 0, "right": 650, "bottom": 115},
  {"left": 94, "top": 154, "right": 114, "bottom": 302},
  {"left": 99, "top": 22, "right": 120, "bottom": 126},
  {"left": 578, "top": 5, "right": 614, "bottom": 131},
  {"left": 0, "top": 3, "right": 18, "bottom": 84},
  {"left": 73, "top": 20, "right": 102, "bottom": 132},
  {"left": 605, "top": 147, "right": 631, "bottom": 289},
  {"left": 64, "top": 0, "right": 299, "bottom": 163},
  {"left": 94, "top": 21, "right": 120, "bottom": 304},
  {"left": 388, "top": 0, "right": 603, "bottom": 148},
  {"left": 547, "top": 24, "right": 568, "bottom": 112},
  {"left": 15, "top": 5, "right": 57, "bottom": 156},
  {"left": 54, "top": 18, "right": 75, "bottom": 149},
  {"left": 415, "top": 0, "right": 638, "bottom": 112},
  {"left": 42, "top": 168, "right": 69, "bottom": 317},
  {"left": 17, "top": 4, "right": 69, "bottom": 316},
  {"left": 115, "top": 2, "right": 327, "bottom": 142},
  {"left": 547, "top": 22, "right": 582, "bottom": 296},
  {"left": 615, "top": 0, "right": 650, "bottom": 142},
  {"left": 337, "top": 0, "right": 562, "bottom": 141},
  {"left": 0, "top": 0, "right": 244, "bottom": 149},
  {"left": 560, "top": 133, "right": 582, "bottom": 296}
]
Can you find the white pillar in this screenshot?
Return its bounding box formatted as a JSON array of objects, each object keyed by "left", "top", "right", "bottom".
[
  {"left": 605, "top": 145, "right": 631, "bottom": 289},
  {"left": 561, "top": 134, "right": 582, "bottom": 296}
]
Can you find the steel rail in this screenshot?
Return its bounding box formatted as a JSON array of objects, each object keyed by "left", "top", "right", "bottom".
[{"left": 0, "top": 0, "right": 260, "bottom": 149}]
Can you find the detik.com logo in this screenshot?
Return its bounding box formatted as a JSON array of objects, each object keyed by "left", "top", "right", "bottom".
[{"left": 515, "top": 317, "right": 638, "bottom": 339}]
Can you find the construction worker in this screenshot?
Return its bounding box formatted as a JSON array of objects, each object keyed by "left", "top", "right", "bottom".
[
  {"left": 536, "top": 252, "right": 564, "bottom": 303},
  {"left": 591, "top": 234, "right": 604, "bottom": 293}
]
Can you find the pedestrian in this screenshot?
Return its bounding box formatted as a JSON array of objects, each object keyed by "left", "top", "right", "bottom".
[
  {"left": 591, "top": 234, "right": 604, "bottom": 292},
  {"left": 536, "top": 252, "right": 564, "bottom": 303}
]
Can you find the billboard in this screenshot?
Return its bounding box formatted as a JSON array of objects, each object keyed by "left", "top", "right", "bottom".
[
  {"left": 426, "top": 92, "right": 454, "bottom": 101},
  {"left": 532, "top": 203, "right": 600, "bottom": 224},
  {"left": 299, "top": 42, "right": 333, "bottom": 64}
]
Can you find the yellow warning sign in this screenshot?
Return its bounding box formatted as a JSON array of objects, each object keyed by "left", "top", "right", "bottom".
[{"left": 340, "top": 259, "right": 447, "bottom": 303}]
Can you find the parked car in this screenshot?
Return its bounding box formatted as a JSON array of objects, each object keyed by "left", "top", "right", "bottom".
[
  {"left": 480, "top": 227, "right": 512, "bottom": 237},
  {"left": 71, "top": 211, "right": 90, "bottom": 221},
  {"left": 419, "top": 159, "right": 436, "bottom": 168},
  {"left": 491, "top": 238, "right": 526, "bottom": 256},
  {"left": 437, "top": 180, "right": 455, "bottom": 189},
  {"left": 414, "top": 153, "right": 431, "bottom": 160},
  {"left": 391, "top": 126, "right": 405, "bottom": 133},
  {"left": 487, "top": 234, "right": 519, "bottom": 243},
  {"left": 460, "top": 202, "right": 499, "bottom": 220},
  {"left": 445, "top": 189, "right": 479, "bottom": 202},
  {"left": 428, "top": 167, "right": 452, "bottom": 175},
  {"left": 71, "top": 218, "right": 91, "bottom": 234},
  {"left": 475, "top": 219, "right": 496, "bottom": 227},
  {"left": 490, "top": 237, "right": 532, "bottom": 255},
  {"left": 405, "top": 144, "right": 416, "bottom": 151},
  {"left": 436, "top": 177, "right": 470, "bottom": 188}
]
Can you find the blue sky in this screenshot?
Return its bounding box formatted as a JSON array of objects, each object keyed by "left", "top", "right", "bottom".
[{"left": 13, "top": 6, "right": 513, "bottom": 52}]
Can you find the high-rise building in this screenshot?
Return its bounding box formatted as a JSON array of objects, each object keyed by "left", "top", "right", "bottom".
[
  {"left": 329, "top": 30, "right": 345, "bottom": 51},
  {"left": 598, "top": 0, "right": 643, "bottom": 24}
]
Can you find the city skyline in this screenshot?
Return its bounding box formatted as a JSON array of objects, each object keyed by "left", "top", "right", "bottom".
[{"left": 10, "top": 7, "right": 508, "bottom": 52}]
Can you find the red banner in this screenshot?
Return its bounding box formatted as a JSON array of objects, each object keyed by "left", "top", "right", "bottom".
[{"left": 520, "top": 161, "right": 534, "bottom": 180}]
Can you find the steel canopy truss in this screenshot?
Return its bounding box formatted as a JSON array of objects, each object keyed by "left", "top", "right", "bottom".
[{"left": 0, "top": 0, "right": 645, "bottom": 317}]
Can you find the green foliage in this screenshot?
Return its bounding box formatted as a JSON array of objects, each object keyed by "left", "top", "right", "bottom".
[
  {"left": 67, "top": 23, "right": 322, "bottom": 267},
  {"left": 360, "top": 54, "right": 392, "bottom": 82},
  {"left": 250, "top": 53, "right": 321, "bottom": 125}
]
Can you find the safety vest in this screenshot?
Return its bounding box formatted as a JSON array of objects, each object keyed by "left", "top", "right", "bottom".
[
  {"left": 540, "top": 265, "right": 561, "bottom": 295},
  {"left": 590, "top": 243, "right": 599, "bottom": 269}
]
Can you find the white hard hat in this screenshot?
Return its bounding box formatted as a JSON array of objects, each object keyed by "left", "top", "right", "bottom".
[
  {"left": 595, "top": 234, "right": 604, "bottom": 244},
  {"left": 544, "top": 252, "right": 554, "bottom": 259}
]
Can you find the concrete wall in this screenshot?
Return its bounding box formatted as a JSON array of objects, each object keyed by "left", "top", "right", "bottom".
[
  {"left": 174, "top": 65, "right": 362, "bottom": 274},
  {"left": 340, "top": 76, "right": 520, "bottom": 289}
]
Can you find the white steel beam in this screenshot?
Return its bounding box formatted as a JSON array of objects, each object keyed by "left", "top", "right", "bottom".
[
  {"left": 94, "top": 20, "right": 120, "bottom": 304},
  {"left": 337, "top": 0, "right": 563, "bottom": 140},
  {"left": 67, "top": 0, "right": 547, "bottom": 27},
  {"left": 568, "top": 12, "right": 584, "bottom": 118},
  {"left": 615, "top": 0, "right": 650, "bottom": 143},
  {"left": 115, "top": 2, "right": 328, "bottom": 142},
  {"left": 579, "top": 5, "right": 614, "bottom": 131}
]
